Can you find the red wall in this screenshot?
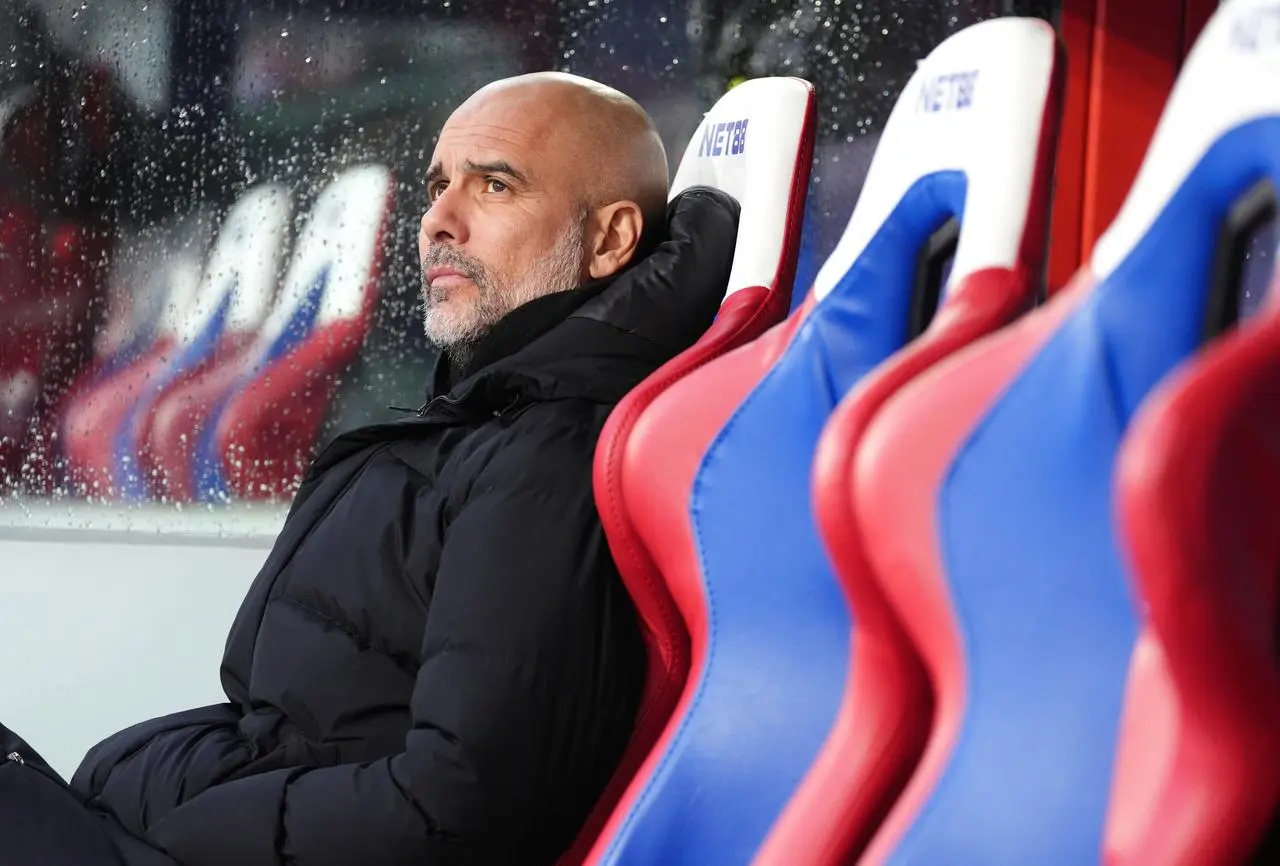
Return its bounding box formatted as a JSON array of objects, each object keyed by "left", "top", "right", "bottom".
[{"left": 1047, "top": 0, "right": 1217, "bottom": 294}]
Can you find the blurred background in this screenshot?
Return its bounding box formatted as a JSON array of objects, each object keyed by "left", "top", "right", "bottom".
[{"left": 0, "top": 0, "right": 1059, "bottom": 505}]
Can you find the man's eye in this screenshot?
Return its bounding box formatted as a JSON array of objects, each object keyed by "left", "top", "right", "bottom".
[
  {"left": 485, "top": 178, "right": 508, "bottom": 194},
  {"left": 427, "top": 183, "right": 446, "bottom": 201}
]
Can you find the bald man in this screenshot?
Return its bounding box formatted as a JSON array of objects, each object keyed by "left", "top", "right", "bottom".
[
  {"left": 420, "top": 72, "right": 672, "bottom": 367},
  {"left": 0, "top": 75, "right": 739, "bottom": 866}
]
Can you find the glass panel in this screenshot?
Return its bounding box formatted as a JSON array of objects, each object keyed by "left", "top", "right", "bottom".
[{"left": 0, "top": 0, "right": 1058, "bottom": 515}]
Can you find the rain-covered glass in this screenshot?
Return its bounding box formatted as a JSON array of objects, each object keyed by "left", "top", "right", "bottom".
[{"left": 0, "top": 0, "right": 1056, "bottom": 512}]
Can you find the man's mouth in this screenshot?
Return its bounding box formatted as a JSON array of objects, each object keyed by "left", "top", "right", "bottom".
[{"left": 425, "top": 266, "right": 472, "bottom": 288}]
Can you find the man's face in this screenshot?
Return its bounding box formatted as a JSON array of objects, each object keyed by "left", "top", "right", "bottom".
[{"left": 418, "top": 89, "right": 590, "bottom": 350}]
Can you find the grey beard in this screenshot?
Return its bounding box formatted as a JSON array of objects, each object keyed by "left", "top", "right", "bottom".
[{"left": 443, "top": 337, "right": 478, "bottom": 372}]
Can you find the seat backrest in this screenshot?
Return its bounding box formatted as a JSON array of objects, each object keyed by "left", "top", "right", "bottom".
[
  {"left": 853, "top": 2, "right": 1280, "bottom": 861},
  {"left": 577, "top": 76, "right": 815, "bottom": 866},
  {"left": 590, "top": 18, "right": 1059, "bottom": 866},
  {"left": 1111, "top": 272, "right": 1280, "bottom": 866},
  {"left": 210, "top": 163, "right": 393, "bottom": 501},
  {"left": 762, "top": 19, "right": 1063, "bottom": 866},
  {"left": 110, "top": 183, "right": 292, "bottom": 499}
]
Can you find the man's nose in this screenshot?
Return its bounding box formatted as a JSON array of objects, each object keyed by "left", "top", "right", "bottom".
[{"left": 419, "top": 188, "right": 468, "bottom": 246}]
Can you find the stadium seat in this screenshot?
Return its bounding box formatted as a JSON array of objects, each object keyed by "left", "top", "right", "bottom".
[
  {"left": 58, "top": 184, "right": 290, "bottom": 500},
  {"left": 571, "top": 76, "right": 816, "bottom": 865},
  {"left": 135, "top": 189, "right": 293, "bottom": 499},
  {"left": 1110, "top": 272, "right": 1280, "bottom": 866},
  {"left": 590, "top": 18, "right": 1059, "bottom": 866},
  {"left": 852, "top": 1, "right": 1280, "bottom": 861},
  {"left": 1109, "top": 100, "right": 1280, "bottom": 866},
  {"left": 147, "top": 164, "right": 393, "bottom": 503},
  {"left": 761, "top": 20, "right": 1063, "bottom": 866}
]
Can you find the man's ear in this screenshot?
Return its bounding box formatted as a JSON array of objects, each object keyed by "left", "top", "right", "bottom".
[{"left": 585, "top": 200, "right": 644, "bottom": 279}]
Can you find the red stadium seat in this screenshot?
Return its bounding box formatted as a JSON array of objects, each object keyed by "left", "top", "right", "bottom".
[
  {"left": 1109, "top": 174, "right": 1280, "bottom": 866},
  {"left": 591, "top": 17, "right": 1059, "bottom": 866},
  {"left": 571, "top": 77, "right": 816, "bottom": 865},
  {"left": 851, "top": 1, "right": 1280, "bottom": 861},
  {"left": 1110, "top": 281, "right": 1280, "bottom": 866},
  {"left": 764, "top": 19, "right": 1063, "bottom": 866},
  {"left": 146, "top": 164, "right": 393, "bottom": 503}
]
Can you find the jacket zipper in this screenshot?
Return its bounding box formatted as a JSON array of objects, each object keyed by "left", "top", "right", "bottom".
[
  {"left": 308, "top": 387, "right": 482, "bottom": 483},
  {"left": 388, "top": 384, "right": 476, "bottom": 419},
  {"left": 6, "top": 750, "right": 24, "bottom": 764}
]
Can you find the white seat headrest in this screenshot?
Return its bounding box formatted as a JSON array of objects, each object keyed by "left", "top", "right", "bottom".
[
  {"left": 672, "top": 77, "right": 815, "bottom": 300},
  {"left": 814, "top": 17, "right": 1061, "bottom": 301}
]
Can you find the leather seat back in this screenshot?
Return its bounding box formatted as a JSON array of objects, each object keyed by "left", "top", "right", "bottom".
[
  {"left": 577, "top": 76, "right": 816, "bottom": 866},
  {"left": 1111, "top": 270, "right": 1280, "bottom": 865},
  {"left": 765, "top": 18, "right": 1064, "bottom": 866}
]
